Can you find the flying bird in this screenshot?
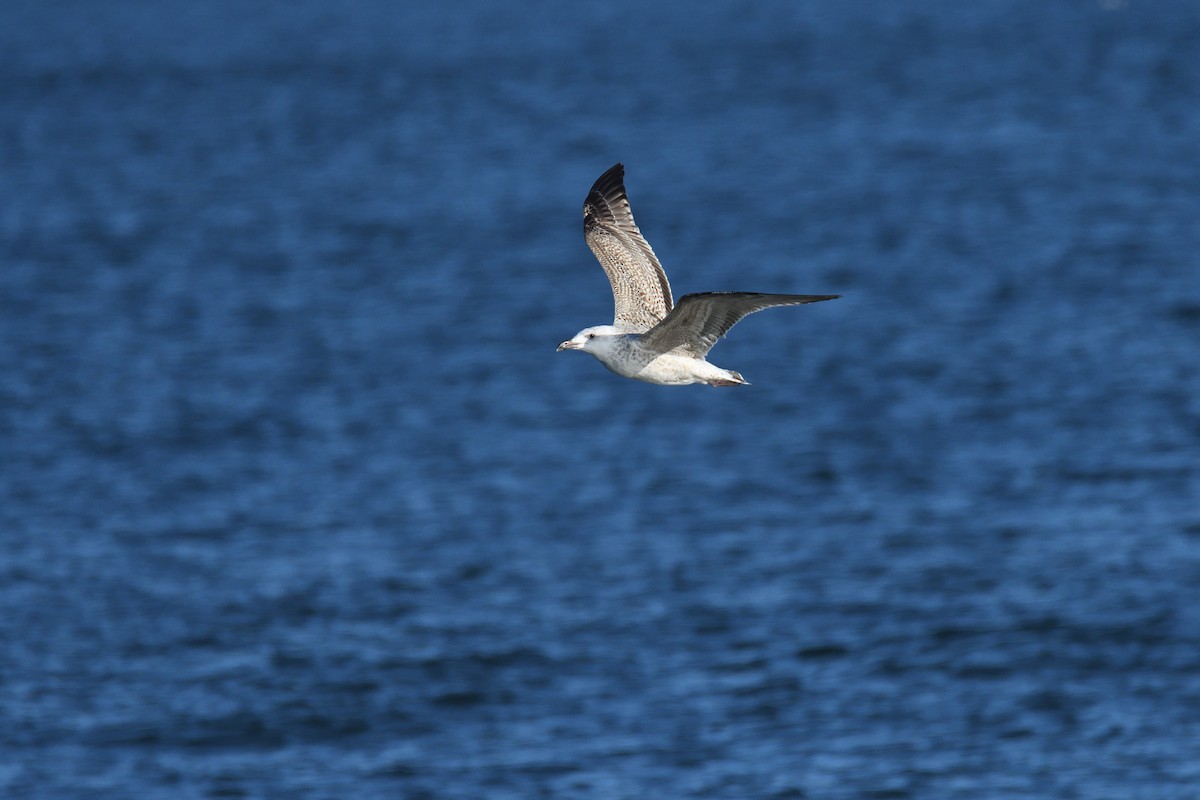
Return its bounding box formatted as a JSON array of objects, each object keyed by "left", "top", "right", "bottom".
[{"left": 557, "top": 163, "right": 839, "bottom": 386}]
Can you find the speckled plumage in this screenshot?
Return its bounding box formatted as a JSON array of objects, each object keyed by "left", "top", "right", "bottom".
[{"left": 582, "top": 163, "right": 673, "bottom": 332}]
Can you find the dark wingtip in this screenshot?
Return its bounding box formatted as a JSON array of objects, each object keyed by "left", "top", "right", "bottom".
[
  {"left": 589, "top": 163, "right": 625, "bottom": 197},
  {"left": 784, "top": 294, "right": 840, "bottom": 303}
]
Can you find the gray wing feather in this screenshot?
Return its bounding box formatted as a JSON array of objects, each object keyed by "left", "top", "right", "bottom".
[
  {"left": 583, "top": 164, "right": 673, "bottom": 332},
  {"left": 640, "top": 292, "right": 839, "bottom": 357}
]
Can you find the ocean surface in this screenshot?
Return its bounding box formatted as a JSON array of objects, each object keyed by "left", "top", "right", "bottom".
[{"left": 3, "top": 1, "right": 1200, "bottom": 797}]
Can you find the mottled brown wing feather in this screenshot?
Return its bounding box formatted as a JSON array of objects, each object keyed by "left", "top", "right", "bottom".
[
  {"left": 583, "top": 164, "right": 673, "bottom": 332},
  {"left": 640, "top": 292, "right": 839, "bottom": 357}
]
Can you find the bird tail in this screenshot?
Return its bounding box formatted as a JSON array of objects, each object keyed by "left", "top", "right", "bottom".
[{"left": 707, "top": 370, "right": 749, "bottom": 387}]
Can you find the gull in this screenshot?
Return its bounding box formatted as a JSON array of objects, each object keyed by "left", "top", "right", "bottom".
[{"left": 557, "top": 163, "right": 839, "bottom": 386}]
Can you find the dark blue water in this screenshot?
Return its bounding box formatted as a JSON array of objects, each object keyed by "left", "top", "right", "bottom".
[{"left": 3, "top": 1, "right": 1200, "bottom": 797}]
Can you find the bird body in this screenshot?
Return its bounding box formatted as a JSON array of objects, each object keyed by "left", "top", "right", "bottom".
[
  {"left": 558, "top": 325, "right": 748, "bottom": 385},
  {"left": 558, "top": 164, "right": 838, "bottom": 387}
]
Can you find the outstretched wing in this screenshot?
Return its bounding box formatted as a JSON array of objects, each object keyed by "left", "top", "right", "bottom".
[
  {"left": 583, "top": 163, "right": 673, "bottom": 332},
  {"left": 639, "top": 292, "right": 839, "bottom": 357}
]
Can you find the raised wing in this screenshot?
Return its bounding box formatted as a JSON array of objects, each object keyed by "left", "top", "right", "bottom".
[
  {"left": 583, "top": 163, "right": 673, "bottom": 332},
  {"left": 639, "top": 292, "right": 839, "bottom": 357}
]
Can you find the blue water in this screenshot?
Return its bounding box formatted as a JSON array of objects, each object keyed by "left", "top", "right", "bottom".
[{"left": 3, "top": 1, "right": 1200, "bottom": 797}]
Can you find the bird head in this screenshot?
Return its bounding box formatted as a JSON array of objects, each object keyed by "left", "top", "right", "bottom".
[{"left": 557, "top": 325, "right": 621, "bottom": 355}]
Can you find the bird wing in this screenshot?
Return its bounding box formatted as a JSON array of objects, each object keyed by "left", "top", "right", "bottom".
[
  {"left": 583, "top": 163, "right": 673, "bottom": 332},
  {"left": 639, "top": 292, "right": 839, "bottom": 357}
]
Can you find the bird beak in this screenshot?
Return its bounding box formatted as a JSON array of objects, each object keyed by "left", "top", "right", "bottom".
[{"left": 557, "top": 340, "right": 580, "bottom": 352}]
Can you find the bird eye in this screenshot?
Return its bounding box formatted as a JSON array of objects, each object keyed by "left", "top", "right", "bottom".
[{"left": 587, "top": 333, "right": 595, "bottom": 339}]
